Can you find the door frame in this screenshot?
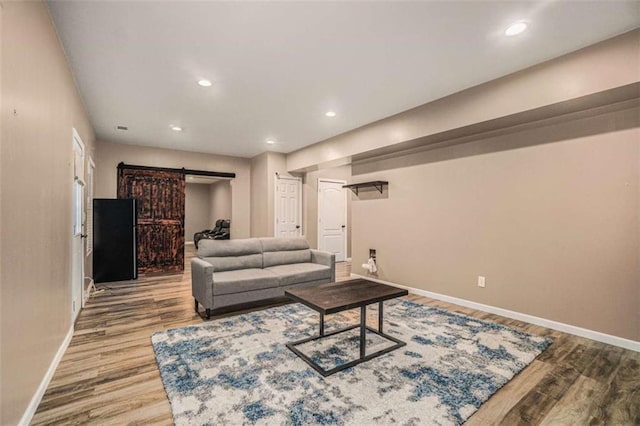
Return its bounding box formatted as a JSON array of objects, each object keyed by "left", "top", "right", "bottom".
[
  {"left": 84, "top": 157, "right": 95, "bottom": 306},
  {"left": 317, "top": 178, "right": 347, "bottom": 260},
  {"left": 71, "top": 128, "right": 86, "bottom": 323},
  {"left": 274, "top": 174, "right": 302, "bottom": 237}
]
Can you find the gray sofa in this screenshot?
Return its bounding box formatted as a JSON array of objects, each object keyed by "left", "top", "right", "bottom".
[{"left": 191, "top": 237, "right": 335, "bottom": 318}]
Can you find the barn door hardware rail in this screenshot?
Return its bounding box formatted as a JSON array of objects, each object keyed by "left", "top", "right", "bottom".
[
  {"left": 342, "top": 181, "right": 388, "bottom": 196},
  {"left": 117, "top": 162, "right": 236, "bottom": 179}
]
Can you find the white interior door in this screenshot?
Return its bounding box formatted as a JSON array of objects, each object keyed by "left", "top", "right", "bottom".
[
  {"left": 318, "top": 179, "right": 347, "bottom": 262},
  {"left": 275, "top": 175, "right": 302, "bottom": 237},
  {"left": 71, "top": 129, "right": 85, "bottom": 323}
]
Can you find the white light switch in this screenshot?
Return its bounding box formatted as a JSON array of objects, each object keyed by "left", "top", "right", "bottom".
[{"left": 478, "top": 276, "right": 486, "bottom": 288}]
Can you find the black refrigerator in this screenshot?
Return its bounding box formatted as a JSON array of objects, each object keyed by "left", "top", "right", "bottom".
[{"left": 93, "top": 198, "right": 137, "bottom": 283}]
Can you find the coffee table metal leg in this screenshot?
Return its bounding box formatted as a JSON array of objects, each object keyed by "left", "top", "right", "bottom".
[
  {"left": 286, "top": 322, "right": 406, "bottom": 377},
  {"left": 378, "top": 301, "right": 384, "bottom": 332},
  {"left": 360, "top": 306, "right": 366, "bottom": 358},
  {"left": 320, "top": 312, "right": 325, "bottom": 336}
]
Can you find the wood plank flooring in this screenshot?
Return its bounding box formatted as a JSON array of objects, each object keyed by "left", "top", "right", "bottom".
[{"left": 32, "top": 246, "right": 639, "bottom": 425}]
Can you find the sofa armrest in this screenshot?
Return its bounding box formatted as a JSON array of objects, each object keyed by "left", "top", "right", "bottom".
[
  {"left": 191, "top": 257, "right": 214, "bottom": 309},
  {"left": 311, "top": 249, "right": 336, "bottom": 282}
]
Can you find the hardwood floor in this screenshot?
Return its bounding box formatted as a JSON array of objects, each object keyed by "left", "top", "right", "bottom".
[{"left": 32, "top": 246, "right": 639, "bottom": 425}]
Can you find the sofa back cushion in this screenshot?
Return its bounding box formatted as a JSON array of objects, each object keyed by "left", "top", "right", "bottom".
[
  {"left": 198, "top": 238, "right": 263, "bottom": 272},
  {"left": 260, "top": 237, "right": 311, "bottom": 268}
]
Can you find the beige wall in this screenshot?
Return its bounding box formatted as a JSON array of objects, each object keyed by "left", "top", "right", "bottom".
[
  {"left": 350, "top": 106, "right": 639, "bottom": 341},
  {"left": 95, "top": 140, "right": 251, "bottom": 239},
  {"left": 286, "top": 30, "right": 640, "bottom": 342},
  {"left": 0, "top": 2, "right": 96, "bottom": 424},
  {"left": 185, "top": 183, "right": 212, "bottom": 242},
  {"left": 250, "top": 152, "right": 269, "bottom": 237},
  {"left": 302, "top": 165, "right": 352, "bottom": 256},
  {"left": 210, "top": 180, "right": 232, "bottom": 223},
  {"left": 287, "top": 30, "right": 640, "bottom": 172}
]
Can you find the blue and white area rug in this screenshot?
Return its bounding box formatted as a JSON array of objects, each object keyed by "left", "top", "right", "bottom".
[{"left": 151, "top": 300, "right": 550, "bottom": 425}]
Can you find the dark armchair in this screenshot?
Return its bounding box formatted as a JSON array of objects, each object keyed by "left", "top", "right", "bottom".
[
  {"left": 214, "top": 219, "right": 230, "bottom": 240},
  {"left": 194, "top": 219, "right": 230, "bottom": 248}
]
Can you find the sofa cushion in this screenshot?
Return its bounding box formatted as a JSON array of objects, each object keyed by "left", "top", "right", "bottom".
[
  {"left": 213, "top": 269, "right": 281, "bottom": 295},
  {"left": 265, "top": 263, "right": 331, "bottom": 286},
  {"left": 199, "top": 238, "right": 263, "bottom": 272},
  {"left": 260, "top": 237, "right": 311, "bottom": 267},
  {"left": 259, "top": 237, "right": 310, "bottom": 252}
]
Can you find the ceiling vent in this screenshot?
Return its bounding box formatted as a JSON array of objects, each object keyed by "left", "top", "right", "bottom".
[{"left": 115, "top": 125, "right": 128, "bottom": 131}]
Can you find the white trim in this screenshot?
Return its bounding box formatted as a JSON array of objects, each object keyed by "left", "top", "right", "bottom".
[
  {"left": 317, "top": 178, "right": 348, "bottom": 261},
  {"left": 85, "top": 157, "right": 95, "bottom": 257},
  {"left": 185, "top": 241, "right": 195, "bottom": 246},
  {"left": 317, "top": 178, "right": 348, "bottom": 184},
  {"left": 84, "top": 276, "right": 95, "bottom": 305},
  {"left": 72, "top": 128, "right": 86, "bottom": 183},
  {"left": 351, "top": 273, "right": 640, "bottom": 352},
  {"left": 72, "top": 127, "right": 85, "bottom": 150},
  {"left": 18, "top": 326, "right": 74, "bottom": 426}
]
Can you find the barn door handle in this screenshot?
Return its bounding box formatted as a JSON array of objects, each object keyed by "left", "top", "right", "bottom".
[
  {"left": 341, "top": 225, "right": 345, "bottom": 228},
  {"left": 296, "top": 225, "right": 301, "bottom": 229}
]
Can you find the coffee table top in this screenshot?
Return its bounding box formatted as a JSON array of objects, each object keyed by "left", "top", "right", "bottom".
[{"left": 285, "top": 278, "right": 408, "bottom": 314}]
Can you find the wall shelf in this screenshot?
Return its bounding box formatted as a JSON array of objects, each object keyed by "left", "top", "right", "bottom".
[{"left": 343, "top": 181, "right": 388, "bottom": 196}]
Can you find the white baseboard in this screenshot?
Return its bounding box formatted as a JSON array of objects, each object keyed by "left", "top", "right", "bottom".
[
  {"left": 185, "top": 241, "right": 195, "bottom": 246},
  {"left": 351, "top": 273, "right": 640, "bottom": 352},
  {"left": 18, "top": 325, "right": 74, "bottom": 426}
]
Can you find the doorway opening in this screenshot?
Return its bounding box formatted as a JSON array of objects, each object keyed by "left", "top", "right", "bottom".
[
  {"left": 114, "top": 163, "right": 236, "bottom": 275},
  {"left": 185, "top": 175, "right": 233, "bottom": 246}
]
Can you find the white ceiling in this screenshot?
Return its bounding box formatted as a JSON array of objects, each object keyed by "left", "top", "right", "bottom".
[{"left": 48, "top": 1, "right": 639, "bottom": 158}]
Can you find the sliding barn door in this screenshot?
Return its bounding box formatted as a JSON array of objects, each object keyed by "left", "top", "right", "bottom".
[{"left": 118, "top": 167, "right": 185, "bottom": 273}]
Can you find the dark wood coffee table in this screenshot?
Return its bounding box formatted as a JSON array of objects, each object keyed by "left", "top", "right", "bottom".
[{"left": 285, "top": 278, "right": 409, "bottom": 376}]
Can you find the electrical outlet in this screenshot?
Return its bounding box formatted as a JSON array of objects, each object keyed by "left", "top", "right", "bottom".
[{"left": 478, "top": 276, "right": 486, "bottom": 288}]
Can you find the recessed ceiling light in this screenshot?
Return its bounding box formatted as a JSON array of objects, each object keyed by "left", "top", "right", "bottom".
[
  {"left": 197, "top": 79, "right": 212, "bottom": 87},
  {"left": 266, "top": 139, "right": 276, "bottom": 145},
  {"left": 325, "top": 111, "right": 337, "bottom": 117},
  {"left": 170, "top": 125, "right": 183, "bottom": 132},
  {"left": 505, "top": 21, "right": 528, "bottom": 37}
]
